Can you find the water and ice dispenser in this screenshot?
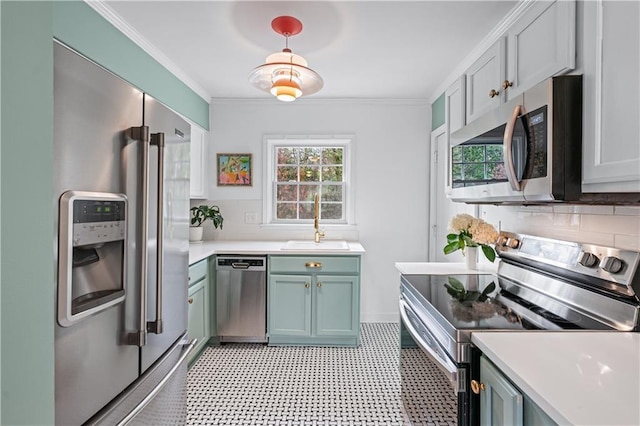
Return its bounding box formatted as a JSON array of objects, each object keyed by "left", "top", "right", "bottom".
[{"left": 58, "top": 191, "right": 127, "bottom": 327}]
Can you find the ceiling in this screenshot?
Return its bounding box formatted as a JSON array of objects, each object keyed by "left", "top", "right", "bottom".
[{"left": 101, "top": 1, "right": 519, "bottom": 102}]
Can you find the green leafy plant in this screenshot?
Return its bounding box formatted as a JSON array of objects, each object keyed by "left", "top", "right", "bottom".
[
  {"left": 190, "top": 205, "right": 223, "bottom": 229},
  {"left": 443, "top": 213, "right": 498, "bottom": 262},
  {"left": 444, "top": 277, "right": 496, "bottom": 306}
]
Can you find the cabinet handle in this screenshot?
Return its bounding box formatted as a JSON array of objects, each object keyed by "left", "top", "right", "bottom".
[
  {"left": 489, "top": 89, "right": 499, "bottom": 98},
  {"left": 305, "top": 282, "right": 310, "bottom": 288},
  {"left": 471, "top": 380, "right": 486, "bottom": 394},
  {"left": 502, "top": 79, "right": 513, "bottom": 90},
  {"left": 305, "top": 262, "right": 322, "bottom": 268},
  {"left": 317, "top": 282, "right": 322, "bottom": 288},
  {"left": 188, "top": 298, "right": 194, "bottom": 304}
]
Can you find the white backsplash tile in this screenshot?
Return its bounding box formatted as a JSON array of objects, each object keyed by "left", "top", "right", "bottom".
[
  {"left": 553, "top": 205, "right": 615, "bottom": 215},
  {"left": 614, "top": 234, "right": 640, "bottom": 251},
  {"left": 581, "top": 213, "right": 640, "bottom": 236},
  {"left": 614, "top": 206, "right": 640, "bottom": 216}
]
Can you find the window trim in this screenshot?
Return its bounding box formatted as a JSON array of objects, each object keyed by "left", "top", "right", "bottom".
[{"left": 262, "top": 135, "right": 355, "bottom": 228}]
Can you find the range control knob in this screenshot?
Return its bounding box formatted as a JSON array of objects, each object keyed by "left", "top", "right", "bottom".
[
  {"left": 600, "top": 256, "right": 624, "bottom": 274},
  {"left": 496, "top": 235, "right": 509, "bottom": 248},
  {"left": 506, "top": 238, "right": 520, "bottom": 249},
  {"left": 577, "top": 251, "right": 599, "bottom": 268}
]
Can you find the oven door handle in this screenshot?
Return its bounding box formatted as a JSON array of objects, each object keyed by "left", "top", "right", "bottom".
[{"left": 399, "top": 299, "right": 458, "bottom": 387}]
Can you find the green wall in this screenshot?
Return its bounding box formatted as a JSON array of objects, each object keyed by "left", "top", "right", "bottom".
[
  {"left": 432, "top": 92, "right": 445, "bottom": 130},
  {"left": 1, "top": 1, "right": 210, "bottom": 423},
  {"left": 1, "top": 2, "right": 55, "bottom": 424}
]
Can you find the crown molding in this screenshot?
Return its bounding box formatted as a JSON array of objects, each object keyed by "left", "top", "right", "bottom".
[
  {"left": 428, "top": 0, "right": 537, "bottom": 104},
  {"left": 85, "top": 0, "right": 211, "bottom": 102},
  {"left": 210, "top": 97, "right": 430, "bottom": 106}
]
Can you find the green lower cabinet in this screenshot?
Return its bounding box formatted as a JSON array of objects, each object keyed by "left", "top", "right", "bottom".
[
  {"left": 479, "top": 356, "right": 557, "bottom": 426},
  {"left": 269, "top": 274, "right": 312, "bottom": 337},
  {"left": 314, "top": 275, "right": 359, "bottom": 337},
  {"left": 268, "top": 255, "right": 361, "bottom": 347},
  {"left": 187, "top": 258, "right": 211, "bottom": 366}
]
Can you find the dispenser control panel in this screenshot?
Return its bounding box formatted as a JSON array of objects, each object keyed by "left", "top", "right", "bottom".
[{"left": 72, "top": 199, "right": 126, "bottom": 247}]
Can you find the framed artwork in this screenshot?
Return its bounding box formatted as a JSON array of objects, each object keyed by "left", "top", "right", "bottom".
[{"left": 217, "top": 153, "right": 252, "bottom": 186}]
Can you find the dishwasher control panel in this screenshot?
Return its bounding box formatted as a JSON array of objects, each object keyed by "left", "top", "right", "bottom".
[{"left": 216, "top": 256, "right": 266, "bottom": 270}]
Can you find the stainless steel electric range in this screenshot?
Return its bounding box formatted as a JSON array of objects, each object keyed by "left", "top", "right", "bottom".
[{"left": 399, "top": 233, "right": 640, "bottom": 425}]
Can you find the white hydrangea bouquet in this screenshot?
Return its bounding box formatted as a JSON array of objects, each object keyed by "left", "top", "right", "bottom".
[{"left": 443, "top": 214, "right": 499, "bottom": 262}]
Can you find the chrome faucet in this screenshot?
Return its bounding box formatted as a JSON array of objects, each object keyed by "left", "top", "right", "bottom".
[{"left": 313, "top": 193, "right": 325, "bottom": 243}]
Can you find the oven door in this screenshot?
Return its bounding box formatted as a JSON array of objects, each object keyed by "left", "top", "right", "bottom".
[{"left": 400, "top": 299, "right": 470, "bottom": 425}]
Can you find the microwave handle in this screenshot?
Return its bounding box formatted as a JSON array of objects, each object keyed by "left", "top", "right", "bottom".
[{"left": 503, "top": 105, "right": 523, "bottom": 191}]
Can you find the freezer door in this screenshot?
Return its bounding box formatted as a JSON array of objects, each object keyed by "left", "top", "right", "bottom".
[
  {"left": 141, "top": 95, "right": 190, "bottom": 373},
  {"left": 53, "top": 41, "right": 140, "bottom": 425}
]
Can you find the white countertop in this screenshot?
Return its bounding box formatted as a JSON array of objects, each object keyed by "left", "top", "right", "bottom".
[
  {"left": 395, "top": 261, "right": 498, "bottom": 275},
  {"left": 189, "top": 240, "right": 365, "bottom": 265},
  {"left": 472, "top": 332, "right": 640, "bottom": 426}
]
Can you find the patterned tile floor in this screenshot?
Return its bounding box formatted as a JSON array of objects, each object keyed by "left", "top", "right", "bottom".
[{"left": 187, "top": 323, "right": 455, "bottom": 425}]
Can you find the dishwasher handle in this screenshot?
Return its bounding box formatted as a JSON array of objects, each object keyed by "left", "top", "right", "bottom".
[{"left": 231, "top": 262, "right": 250, "bottom": 269}]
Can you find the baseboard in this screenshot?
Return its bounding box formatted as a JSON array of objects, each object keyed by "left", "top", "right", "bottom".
[{"left": 360, "top": 312, "right": 399, "bottom": 323}]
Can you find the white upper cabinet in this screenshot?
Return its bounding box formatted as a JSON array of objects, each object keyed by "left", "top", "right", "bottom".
[
  {"left": 582, "top": 0, "right": 640, "bottom": 193},
  {"left": 466, "top": 38, "right": 506, "bottom": 124},
  {"left": 446, "top": 75, "right": 467, "bottom": 134},
  {"left": 189, "top": 123, "right": 208, "bottom": 199},
  {"left": 505, "top": 0, "right": 576, "bottom": 101},
  {"left": 465, "top": 0, "right": 575, "bottom": 124}
]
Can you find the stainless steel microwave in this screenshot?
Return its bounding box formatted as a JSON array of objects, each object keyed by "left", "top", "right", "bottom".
[{"left": 448, "top": 76, "right": 583, "bottom": 204}]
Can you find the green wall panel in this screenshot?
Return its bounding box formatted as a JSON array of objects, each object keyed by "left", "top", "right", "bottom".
[
  {"left": 53, "top": 1, "right": 210, "bottom": 130},
  {"left": 432, "top": 92, "right": 445, "bottom": 130},
  {"left": 1, "top": 2, "right": 56, "bottom": 424}
]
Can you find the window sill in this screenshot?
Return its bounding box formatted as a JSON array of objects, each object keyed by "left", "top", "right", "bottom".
[{"left": 259, "top": 223, "right": 358, "bottom": 231}]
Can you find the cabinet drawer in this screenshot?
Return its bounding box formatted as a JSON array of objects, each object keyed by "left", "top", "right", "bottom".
[
  {"left": 188, "top": 259, "right": 208, "bottom": 286},
  {"left": 270, "top": 256, "right": 360, "bottom": 274}
]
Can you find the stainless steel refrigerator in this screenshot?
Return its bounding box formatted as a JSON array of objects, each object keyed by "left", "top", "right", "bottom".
[{"left": 53, "top": 41, "right": 194, "bottom": 425}]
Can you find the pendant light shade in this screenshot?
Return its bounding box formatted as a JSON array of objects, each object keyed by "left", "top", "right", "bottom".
[{"left": 248, "top": 16, "right": 323, "bottom": 101}]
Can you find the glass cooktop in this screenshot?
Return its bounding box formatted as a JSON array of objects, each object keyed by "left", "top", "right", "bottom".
[{"left": 400, "top": 273, "right": 600, "bottom": 333}]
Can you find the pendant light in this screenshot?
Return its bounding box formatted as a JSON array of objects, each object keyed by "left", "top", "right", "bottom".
[{"left": 248, "top": 16, "right": 323, "bottom": 102}]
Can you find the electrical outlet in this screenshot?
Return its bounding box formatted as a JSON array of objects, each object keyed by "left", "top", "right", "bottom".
[{"left": 245, "top": 212, "right": 258, "bottom": 224}]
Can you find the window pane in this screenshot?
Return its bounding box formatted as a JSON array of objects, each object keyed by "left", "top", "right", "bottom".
[
  {"left": 452, "top": 146, "right": 463, "bottom": 162},
  {"left": 488, "top": 162, "right": 507, "bottom": 180},
  {"left": 277, "top": 166, "right": 298, "bottom": 182},
  {"left": 299, "top": 203, "right": 314, "bottom": 219},
  {"left": 322, "top": 147, "right": 343, "bottom": 165},
  {"left": 300, "top": 166, "right": 319, "bottom": 182},
  {"left": 486, "top": 145, "right": 503, "bottom": 162},
  {"left": 321, "top": 184, "right": 343, "bottom": 202},
  {"left": 300, "top": 148, "right": 321, "bottom": 164},
  {"left": 463, "top": 163, "right": 485, "bottom": 180},
  {"left": 277, "top": 147, "right": 297, "bottom": 165},
  {"left": 277, "top": 184, "right": 298, "bottom": 202},
  {"left": 299, "top": 185, "right": 318, "bottom": 202},
  {"left": 321, "top": 165, "right": 342, "bottom": 182},
  {"left": 452, "top": 164, "right": 463, "bottom": 181},
  {"left": 322, "top": 203, "right": 342, "bottom": 220},
  {"left": 463, "top": 146, "right": 485, "bottom": 162},
  {"left": 276, "top": 203, "right": 297, "bottom": 219}
]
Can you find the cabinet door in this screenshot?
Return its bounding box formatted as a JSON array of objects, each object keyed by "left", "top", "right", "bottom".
[
  {"left": 268, "top": 274, "right": 312, "bottom": 337},
  {"left": 480, "top": 356, "right": 523, "bottom": 426},
  {"left": 187, "top": 279, "right": 208, "bottom": 364},
  {"left": 582, "top": 0, "right": 640, "bottom": 192},
  {"left": 466, "top": 38, "right": 506, "bottom": 124},
  {"left": 506, "top": 0, "right": 576, "bottom": 101},
  {"left": 446, "top": 76, "right": 466, "bottom": 134},
  {"left": 314, "top": 275, "right": 359, "bottom": 337},
  {"left": 189, "top": 124, "right": 207, "bottom": 199}
]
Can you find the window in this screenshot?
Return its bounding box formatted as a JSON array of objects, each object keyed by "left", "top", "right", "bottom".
[{"left": 264, "top": 137, "right": 353, "bottom": 226}]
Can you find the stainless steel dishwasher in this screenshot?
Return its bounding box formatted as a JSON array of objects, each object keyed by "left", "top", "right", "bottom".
[{"left": 215, "top": 256, "right": 267, "bottom": 343}]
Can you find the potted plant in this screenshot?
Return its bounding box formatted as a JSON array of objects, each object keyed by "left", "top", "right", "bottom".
[
  {"left": 190, "top": 204, "right": 224, "bottom": 242},
  {"left": 443, "top": 213, "right": 498, "bottom": 269}
]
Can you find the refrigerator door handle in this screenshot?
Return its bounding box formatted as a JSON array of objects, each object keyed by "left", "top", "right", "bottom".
[
  {"left": 127, "top": 126, "right": 150, "bottom": 347},
  {"left": 147, "top": 132, "right": 165, "bottom": 335}
]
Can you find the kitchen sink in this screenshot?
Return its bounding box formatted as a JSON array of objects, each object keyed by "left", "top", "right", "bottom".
[{"left": 281, "top": 240, "right": 350, "bottom": 251}]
